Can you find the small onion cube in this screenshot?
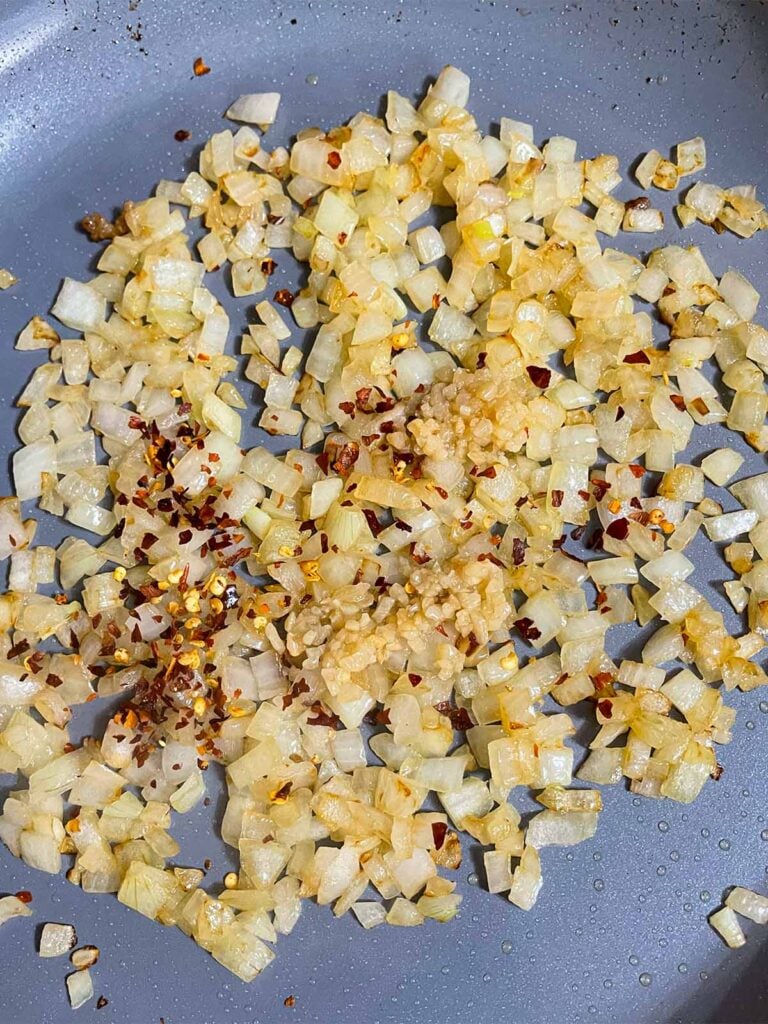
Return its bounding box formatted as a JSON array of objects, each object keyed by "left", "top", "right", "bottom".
[
  {"left": 39, "top": 922, "right": 77, "bottom": 957},
  {"left": 66, "top": 969, "right": 94, "bottom": 1009}
]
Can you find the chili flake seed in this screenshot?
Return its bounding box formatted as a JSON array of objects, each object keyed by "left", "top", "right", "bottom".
[{"left": 193, "top": 57, "right": 211, "bottom": 76}]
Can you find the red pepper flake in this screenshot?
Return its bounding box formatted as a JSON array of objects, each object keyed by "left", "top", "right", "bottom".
[
  {"left": 130, "top": 416, "right": 147, "bottom": 433},
  {"left": 550, "top": 489, "right": 564, "bottom": 508},
  {"left": 591, "top": 478, "right": 611, "bottom": 501},
  {"left": 606, "top": 517, "right": 629, "bottom": 540},
  {"left": 514, "top": 617, "right": 541, "bottom": 642},
  {"left": 46, "top": 673, "right": 63, "bottom": 688},
  {"left": 409, "top": 543, "right": 431, "bottom": 565},
  {"left": 326, "top": 151, "right": 342, "bottom": 169},
  {"left": 274, "top": 289, "right": 294, "bottom": 308},
  {"left": 476, "top": 351, "right": 487, "bottom": 369},
  {"left": 711, "top": 762, "right": 724, "bottom": 781},
  {"left": 354, "top": 386, "right": 372, "bottom": 409},
  {"left": 284, "top": 996, "right": 296, "bottom": 1008},
  {"left": 615, "top": 405, "right": 625, "bottom": 421},
  {"left": 8, "top": 639, "right": 30, "bottom": 660},
  {"left": 434, "top": 702, "right": 474, "bottom": 731},
  {"left": 431, "top": 822, "right": 448, "bottom": 850},
  {"left": 15, "top": 890, "right": 32, "bottom": 904},
  {"left": 174, "top": 129, "right": 191, "bottom": 142},
  {"left": 476, "top": 466, "right": 497, "bottom": 479},
  {"left": 625, "top": 195, "right": 651, "bottom": 211},
  {"left": 592, "top": 671, "right": 614, "bottom": 690},
  {"left": 331, "top": 441, "right": 359, "bottom": 477},
  {"left": 271, "top": 781, "right": 293, "bottom": 802},
  {"left": 622, "top": 351, "right": 650, "bottom": 365},
  {"left": 431, "top": 292, "right": 441, "bottom": 310},
  {"left": 362, "top": 508, "right": 383, "bottom": 537},
  {"left": 512, "top": 537, "right": 525, "bottom": 566},
  {"left": 669, "top": 393, "right": 686, "bottom": 411},
  {"left": 96, "top": 997, "right": 109, "bottom": 1009},
  {"left": 338, "top": 401, "right": 355, "bottom": 416},
  {"left": 193, "top": 57, "right": 210, "bottom": 76},
  {"left": 597, "top": 699, "right": 613, "bottom": 719},
  {"left": 306, "top": 703, "right": 343, "bottom": 730},
  {"left": 337, "top": 231, "right": 348, "bottom": 246},
  {"left": 364, "top": 706, "right": 392, "bottom": 726},
  {"left": 526, "top": 365, "right": 551, "bottom": 388},
  {"left": 628, "top": 464, "right": 645, "bottom": 478},
  {"left": 408, "top": 673, "right": 422, "bottom": 687}
]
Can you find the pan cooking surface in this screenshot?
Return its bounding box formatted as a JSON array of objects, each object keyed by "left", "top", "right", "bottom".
[{"left": 0, "top": 2, "right": 767, "bottom": 1022}]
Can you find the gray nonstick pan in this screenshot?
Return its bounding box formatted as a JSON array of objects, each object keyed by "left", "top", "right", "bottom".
[{"left": 1, "top": 1, "right": 767, "bottom": 1022}]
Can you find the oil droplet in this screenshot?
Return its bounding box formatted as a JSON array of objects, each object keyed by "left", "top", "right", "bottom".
[
  {"left": 760, "top": 829, "right": 768, "bottom": 841},
  {"left": 639, "top": 973, "right": 652, "bottom": 987},
  {"left": 305, "top": 73, "right": 319, "bottom": 86},
  {"left": 632, "top": 797, "right": 641, "bottom": 806},
  {"left": 525, "top": 930, "right": 533, "bottom": 940},
  {"left": 759, "top": 701, "right": 768, "bottom": 713},
  {"left": 657, "top": 865, "right": 667, "bottom": 876},
  {"left": 638, "top": 894, "right": 647, "bottom": 903},
  {"left": 700, "top": 971, "right": 708, "bottom": 982},
  {"left": 746, "top": 720, "right": 755, "bottom": 730},
  {"left": 593, "top": 879, "right": 605, "bottom": 892},
  {"left": 575, "top": 927, "right": 583, "bottom": 936},
  {"left": 659, "top": 937, "right": 668, "bottom": 948},
  {"left": 699, "top": 890, "right": 711, "bottom": 902},
  {"left": 683, "top": 902, "right": 693, "bottom": 912},
  {"left": 441, "top": 965, "right": 450, "bottom": 975},
  {"left": 471, "top": 914, "right": 480, "bottom": 923},
  {"left": 565, "top": 852, "right": 574, "bottom": 861},
  {"left": 658, "top": 821, "right": 669, "bottom": 833},
  {"left": 629, "top": 955, "right": 639, "bottom": 966},
  {"left": 603, "top": 979, "right": 613, "bottom": 990},
  {"left": 678, "top": 963, "right": 688, "bottom": 974},
  {"left": 467, "top": 872, "right": 479, "bottom": 885},
  {"left": 718, "top": 839, "right": 731, "bottom": 851},
  {"left": 483, "top": 974, "right": 491, "bottom": 983},
  {"left": 593, "top": 851, "right": 602, "bottom": 862},
  {"left": 501, "top": 940, "right": 513, "bottom": 955},
  {"left": 701, "top": 828, "right": 710, "bottom": 838},
  {"left": 588, "top": 1006, "right": 598, "bottom": 1016},
  {"left": 669, "top": 850, "right": 680, "bottom": 862},
  {"left": 742, "top": 789, "right": 750, "bottom": 798}
]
